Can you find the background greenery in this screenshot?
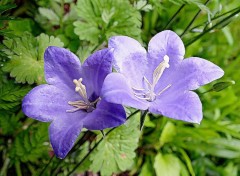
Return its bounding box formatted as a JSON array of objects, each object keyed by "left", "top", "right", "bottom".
[{"left": 0, "top": 0, "right": 239, "bottom": 175}]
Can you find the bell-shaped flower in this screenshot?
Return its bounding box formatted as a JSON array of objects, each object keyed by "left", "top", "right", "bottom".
[
  {"left": 22, "top": 47, "right": 126, "bottom": 159},
  {"left": 102, "top": 30, "right": 224, "bottom": 124}
]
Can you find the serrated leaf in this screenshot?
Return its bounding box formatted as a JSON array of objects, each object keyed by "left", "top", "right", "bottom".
[
  {"left": 154, "top": 153, "right": 181, "bottom": 176},
  {"left": 73, "top": 0, "right": 142, "bottom": 44},
  {"left": 0, "top": 111, "right": 22, "bottom": 135},
  {"left": 134, "top": 0, "right": 153, "bottom": 12},
  {"left": 2, "top": 33, "right": 64, "bottom": 84},
  {"left": 10, "top": 123, "right": 49, "bottom": 162},
  {"left": 38, "top": 7, "right": 60, "bottom": 25},
  {"left": 0, "top": 81, "right": 31, "bottom": 110},
  {"left": 90, "top": 114, "right": 141, "bottom": 175}
]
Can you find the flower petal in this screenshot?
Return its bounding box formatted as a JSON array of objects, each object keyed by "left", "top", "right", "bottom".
[
  {"left": 101, "top": 73, "right": 149, "bottom": 110},
  {"left": 155, "top": 57, "right": 224, "bottom": 93},
  {"left": 149, "top": 91, "right": 202, "bottom": 123},
  {"left": 44, "top": 46, "right": 81, "bottom": 89},
  {"left": 81, "top": 49, "right": 113, "bottom": 100},
  {"left": 49, "top": 113, "right": 85, "bottom": 159},
  {"left": 146, "top": 30, "right": 185, "bottom": 83},
  {"left": 83, "top": 99, "right": 126, "bottom": 130},
  {"left": 174, "top": 57, "right": 224, "bottom": 90},
  {"left": 22, "top": 85, "right": 76, "bottom": 122},
  {"left": 109, "top": 36, "right": 147, "bottom": 88}
]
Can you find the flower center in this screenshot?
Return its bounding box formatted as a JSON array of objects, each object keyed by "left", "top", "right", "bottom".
[
  {"left": 66, "top": 78, "right": 100, "bottom": 113},
  {"left": 132, "top": 55, "right": 171, "bottom": 101}
]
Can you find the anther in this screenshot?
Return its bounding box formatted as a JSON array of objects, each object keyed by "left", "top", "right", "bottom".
[
  {"left": 73, "top": 78, "right": 88, "bottom": 101},
  {"left": 153, "top": 55, "right": 170, "bottom": 86}
]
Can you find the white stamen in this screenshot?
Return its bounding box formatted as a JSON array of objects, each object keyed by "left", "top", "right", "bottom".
[
  {"left": 73, "top": 78, "right": 88, "bottom": 101},
  {"left": 67, "top": 78, "right": 101, "bottom": 113},
  {"left": 152, "top": 55, "right": 170, "bottom": 86},
  {"left": 132, "top": 55, "right": 171, "bottom": 102},
  {"left": 144, "top": 76, "right": 152, "bottom": 89},
  {"left": 158, "top": 84, "right": 171, "bottom": 95},
  {"left": 132, "top": 87, "right": 145, "bottom": 91}
]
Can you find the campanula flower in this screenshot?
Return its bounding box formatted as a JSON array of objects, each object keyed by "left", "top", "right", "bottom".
[
  {"left": 22, "top": 47, "right": 126, "bottom": 159},
  {"left": 102, "top": 30, "right": 224, "bottom": 123}
]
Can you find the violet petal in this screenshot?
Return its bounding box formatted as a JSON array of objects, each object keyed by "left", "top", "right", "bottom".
[
  {"left": 109, "top": 36, "right": 147, "bottom": 88},
  {"left": 81, "top": 49, "right": 113, "bottom": 99},
  {"left": 83, "top": 99, "right": 126, "bottom": 130},
  {"left": 44, "top": 46, "right": 81, "bottom": 90},
  {"left": 101, "top": 73, "right": 149, "bottom": 110},
  {"left": 49, "top": 113, "right": 85, "bottom": 159},
  {"left": 22, "top": 85, "right": 76, "bottom": 122},
  {"left": 146, "top": 30, "right": 185, "bottom": 83},
  {"left": 149, "top": 91, "right": 202, "bottom": 123}
]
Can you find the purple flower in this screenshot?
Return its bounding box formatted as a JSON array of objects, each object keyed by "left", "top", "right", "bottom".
[
  {"left": 102, "top": 30, "right": 224, "bottom": 123},
  {"left": 22, "top": 47, "right": 126, "bottom": 159}
]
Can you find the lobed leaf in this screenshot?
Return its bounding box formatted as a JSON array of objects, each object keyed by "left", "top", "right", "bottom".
[
  {"left": 2, "top": 33, "right": 64, "bottom": 84},
  {"left": 90, "top": 114, "right": 141, "bottom": 175},
  {"left": 73, "top": 0, "right": 142, "bottom": 44}
]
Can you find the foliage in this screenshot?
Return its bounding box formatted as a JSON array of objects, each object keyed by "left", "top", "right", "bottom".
[
  {"left": 0, "top": 0, "right": 240, "bottom": 176},
  {"left": 90, "top": 115, "right": 141, "bottom": 175},
  {"left": 9, "top": 122, "right": 49, "bottom": 162},
  {"left": 2, "top": 33, "right": 63, "bottom": 84},
  {"left": 0, "top": 80, "right": 30, "bottom": 110},
  {"left": 74, "top": 0, "right": 142, "bottom": 44}
]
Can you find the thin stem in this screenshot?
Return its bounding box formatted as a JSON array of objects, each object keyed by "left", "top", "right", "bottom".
[
  {"left": 50, "top": 131, "right": 94, "bottom": 175},
  {"left": 185, "top": 7, "right": 240, "bottom": 46},
  {"left": 0, "top": 157, "right": 10, "bottom": 176},
  {"left": 39, "top": 155, "right": 54, "bottom": 176},
  {"left": 67, "top": 110, "right": 140, "bottom": 176},
  {"left": 164, "top": 4, "right": 185, "bottom": 30},
  {"left": 15, "top": 161, "right": 22, "bottom": 176},
  {"left": 180, "top": 0, "right": 210, "bottom": 37},
  {"left": 140, "top": 110, "right": 148, "bottom": 131},
  {"left": 211, "top": 6, "right": 240, "bottom": 21}
]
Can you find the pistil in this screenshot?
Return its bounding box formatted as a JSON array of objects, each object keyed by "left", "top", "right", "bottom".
[
  {"left": 132, "top": 55, "right": 171, "bottom": 101},
  {"left": 67, "top": 78, "right": 100, "bottom": 113}
]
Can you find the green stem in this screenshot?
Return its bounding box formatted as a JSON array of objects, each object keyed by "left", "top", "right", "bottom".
[
  {"left": 140, "top": 110, "right": 148, "bottom": 131},
  {"left": 180, "top": 0, "right": 210, "bottom": 37},
  {"left": 50, "top": 131, "right": 93, "bottom": 175},
  {"left": 211, "top": 6, "right": 240, "bottom": 21},
  {"left": 66, "top": 110, "right": 140, "bottom": 176},
  {"left": 185, "top": 7, "right": 240, "bottom": 46},
  {"left": 0, "top": 157, "right": 10, "bottom": 176},
  {"left": 15, "top": 161, "right": 22, "bottom": 176},
  {"left": 164, "top": 4, "right": 185, "bottom": 30},
  {"left": 39, "top": 155, "right": 54, "bottom": 176}
]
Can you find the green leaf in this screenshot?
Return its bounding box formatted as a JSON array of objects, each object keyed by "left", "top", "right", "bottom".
[
  {"left": 134, "top": 0, "right": 153, "bottom": 12},
  {"left": 224, "top": 162, "right": 238, "bottom": 176},
  {"left": 0, "top": 111, "right": 23, "bottom": 135},
  {"left": 90, "top": 115, "right": 141, "bottom": 175},
  {"left": 139, "top": 157, "right": 155, "bottom": 176},
  {"left": 7, "top": 19, "right": 34, "bottom": 36},
  {"left": 2, "top": 33, "right": 64, "bottom": 84},
  {"left": 159, "top": 121, "right": 176, "bottom": 147},
  {"left": 154, "top": 153, "right": 181, "bottom": 176},
  {"left": 74, "top": 0, "right": 142, "bottom": 44},
  {"left": 38, "top": 7, "right": 60, "bottom": 25},
  {"left": 0, "top": 4, "right": 17, "bottom": 14},
  {"left": 0, "top": 81, "right": 31, "bottom": 110},
  {"left": 10, "top": 123, "right": 49, "bottom": 162}
]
